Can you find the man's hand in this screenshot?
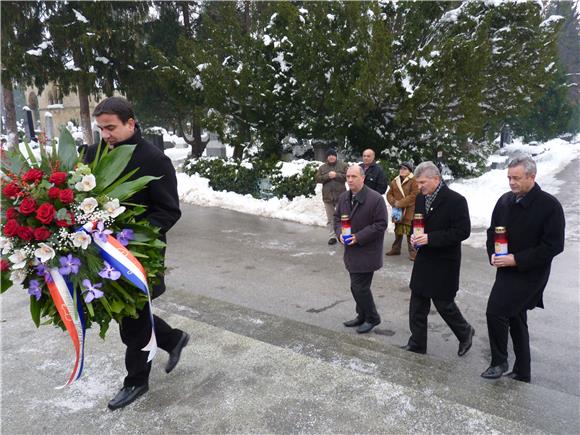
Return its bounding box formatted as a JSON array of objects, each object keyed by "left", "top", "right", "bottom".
[
  {"left": 341, "top": 234, "right": 357, "bottom": 245},
  {"left": 411, "top": 233, "right": 428, "bottom": 246},
  {"left": 328, "top": 171, "right": 336, "bottom": 179},
  {"left": 394, "top": 200, "right": 402, "bottom": 208},
  {"left": 492, "top": 253, "right": 516, "bottom": 268}
]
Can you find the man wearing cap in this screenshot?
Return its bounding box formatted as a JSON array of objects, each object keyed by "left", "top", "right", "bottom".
[
  {"left": 386, "top": 161, "right": 419, "bottom": 260},
  {"left": 315, "top": 148, "right": 348, "bottom": 245},
  {"left": 360, "top": 149, "right": 387, "bottom": 195}
]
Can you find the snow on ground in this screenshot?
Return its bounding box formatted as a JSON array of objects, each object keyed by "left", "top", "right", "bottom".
[{"left": 172, "top": 136, "right": 579, "bottom": 248}]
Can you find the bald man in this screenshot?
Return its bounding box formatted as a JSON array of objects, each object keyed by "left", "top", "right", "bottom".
[{"left": 360, "top": 149, "right": 387, "bottom": 194}]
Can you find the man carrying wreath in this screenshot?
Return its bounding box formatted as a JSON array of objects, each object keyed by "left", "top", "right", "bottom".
[{"left": 86, "top": 97, "right": 189, "bottom": 410}]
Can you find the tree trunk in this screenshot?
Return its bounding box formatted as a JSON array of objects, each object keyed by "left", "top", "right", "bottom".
[
  {"left": 77, "top": 81, "right": 93, "bottom": 145},
  {"left": 176, "top": 112, "right": 208, "bottom": 158},
  {"left": 2, "top": 81, "right": 19, "bottom": 147},
  {"left": 181, "top": 2, "right": 191, "bottom": 36}
]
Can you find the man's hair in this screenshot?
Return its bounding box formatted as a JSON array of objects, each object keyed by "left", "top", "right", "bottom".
[
  {"left": 348, "top": 165, "right": 365, "bottom": 176},
  {"left": 415, "top": 161, "right": 441, "bottom": 179},
  {"left": 92, "top": 97, "right": 135, "bottom": 123},
  {"left": 508, "top": 155, "right": 537, "bottom": 176}
]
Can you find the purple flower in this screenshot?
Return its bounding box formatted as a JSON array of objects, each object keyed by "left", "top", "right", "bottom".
[
  {"left": 82, "top": 279, "right": 104, "bottom": 303},
  {"left": 93, "top": 221, "right": 113, "bottom": 243},
  {"left": 116, "top": 228, "right": 134, "bottom": 246},
  {"left": 35, "top": 264, "right": 53, "bottom": 283},
  {"left": 27, "top": 279, "right": 42, "bottom": 301},
  {"left": 58, "top": 254, "right": 81, "bottom": 276},
  {"left": 98, "top": 261, "right": 121, "bottom": 281}
]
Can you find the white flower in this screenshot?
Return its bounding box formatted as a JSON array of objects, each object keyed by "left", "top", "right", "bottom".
[
  {"left": 71, "top": 232, "right": 91, "bottom": 250},
  {"left": 9, "top": 269, "right": 27, "bottom": 284},
  {"left": 103, "top": 198, "right": 126, "bottom": 218},
  {"left": 0, "top": 237, "right": 13, "bottom": 255},
  {"left": 34, "top": 243, "right": 56, "bottom": 263},
  {"left": 8, "top": 249, "right": 27, "bottom": 269},
  {"left": 79, "top": 197, "right": 99, "bottom": 214},
  {"left": 75, "top": 174, "right": 96, "bottom": 192}
]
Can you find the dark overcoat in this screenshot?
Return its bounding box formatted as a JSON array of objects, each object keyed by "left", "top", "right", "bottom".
[
  {"left": 334, "top": 186, "right": 387, "bottom": 273},
  {"left": 485, "top": 183, "right": 565, "bottom": 316},
  {"left": 85, "top": 128, "right": 182, "bottom": 298},
  {"left": 409, "top": 184, "right": 470, "bottom": 300},
  {"left": 360, "top": 162, "right": 388, "bottom": 194}
]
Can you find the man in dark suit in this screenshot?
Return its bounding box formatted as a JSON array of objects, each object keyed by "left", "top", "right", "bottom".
[
  {"left": 481, "top": 155, "right": 565, "bottom": 382},
  {"left": 86, "top": 97, "right": 189, "bottom": 410},
  {"left": 359, "top": 149, "right": 388, "bottom": 194},
  {"left": 402, "top": 161, "right": 474, "bottom": 356},
  {"left": 334, "top": 165, "right": 387, "bottom": 334}
]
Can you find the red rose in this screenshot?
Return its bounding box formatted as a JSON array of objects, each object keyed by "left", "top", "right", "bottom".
[
  {"left": 49, "top": 171, "right": 67, "bottom": 186},
  {"left": 33, "top": 226, "right": 51, "bottom": 241},
  {"left": 2, "top": 219, "right": 20, "bottom": 237},
  {"left": 2, "top": 183, "right": 22, "bottom": 198},
  {"left": 6, "top": 207, "right": 19, "bottom": 219},
  {"left": 56, "top": 211, "right": 75, "bottom": 227},
  {"left": 0, "top": 259, "right": 9, "bottom": 272},
  {"left": 22, "top": 168, "right": 44, "bottom": 183},
  {"left": 36, "top": 203, "right": 56, "bottom": 225},
  {"left": 17, "top": 226, "right": 34, "bottom": 241},
  {"left": 59, "top": 189, "right": 75, "bottom": 204},
  {"left": 18, "top": 197, "right": 37, "bottom": 215},
  {"left": 48, "top": 187, "right": 61, "bottom": 200}
]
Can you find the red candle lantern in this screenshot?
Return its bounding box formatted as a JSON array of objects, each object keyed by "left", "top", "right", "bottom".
[
  {"left": 341, "top": 214, "right": 351, "bottom": 236},
  {"left": 494, "top": 226, "right": 508, "bottom": 256},
  {"left": 413, "top": 213, "right": 425, "bottom": 247}
]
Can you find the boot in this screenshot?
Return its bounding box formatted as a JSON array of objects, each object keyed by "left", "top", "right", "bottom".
[
  {"left": 407, "top": 235, "right": 416, "bottom": 261},
  {"left": 386, "top": 234, "right": 403, "bottom": 256}
]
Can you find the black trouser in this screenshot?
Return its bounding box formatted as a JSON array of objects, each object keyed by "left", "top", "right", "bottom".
[
  {"left": 408, "top": 292, "right": 471, "bottom": 351},
  {"left": 349, "top": 272, "right": 380, "bottom": 324},
  {"left": 486, "top": 310, "right": 530, "bottom": 377},
  {"left": 120, "top": 304, "right": 182, "bottom": 387}
]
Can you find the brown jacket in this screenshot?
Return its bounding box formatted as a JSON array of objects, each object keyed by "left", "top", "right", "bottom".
[
  {"left": 386, "top": 174, "right": 418, "bottom": 225},
  {"left": 315, "top": 160, "right": 348, "bottom": 203}
]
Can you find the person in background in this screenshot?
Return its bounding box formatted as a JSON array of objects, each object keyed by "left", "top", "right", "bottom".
[
  {"left": 334, "top": 165, "right": 387, "bottom": 334},
  {"left": 402, "top": 161, "right": 474, "bottom": 357},
  {"left": 315, "top": 148, "right": 348, "bottom": 245},
  {"left": 359, "top": 149, "right": 387, "bottom": 195},
  {"left": 481, "top": 155, "right": 565, "bottom": 383},
  {"left": 386, "top": 161, "right": 419, "bottom": 260}
]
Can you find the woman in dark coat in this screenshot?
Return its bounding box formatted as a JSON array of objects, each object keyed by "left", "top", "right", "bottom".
[{"left": 403, "top": 162, "right": 474, "bottom": 356}]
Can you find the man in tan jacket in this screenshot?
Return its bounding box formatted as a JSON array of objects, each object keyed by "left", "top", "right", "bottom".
[
  {"left": 315, "top": 148, "right": 348, "bottom": 245},
  {"left": 386, "top": 161, "right": 419, "bottom": 260}
]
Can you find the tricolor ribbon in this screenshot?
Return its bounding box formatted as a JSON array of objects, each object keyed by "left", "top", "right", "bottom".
[
  {"left": 82, "top": 222, "right": 157, "bottom": 361},
  {"left": 46, "top": 269, "right": 86, "bottom": 388}
]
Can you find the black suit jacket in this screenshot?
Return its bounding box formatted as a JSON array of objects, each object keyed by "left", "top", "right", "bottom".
[{"left": 409, "top": 184, "right": 471, "bottom": 300}]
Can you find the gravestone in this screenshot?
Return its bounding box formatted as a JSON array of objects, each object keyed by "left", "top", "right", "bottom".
[
  {"left": 500, "top": 124, "right": 512, "bottom": 148},
  {"left": 206, "top": 132, "right": 226, "bottom": 157},
  {"left": 44, "top": 112, "right": 54, "bottom": 140},
  {"left": 23, "top": 106, "right": 37, "bottom": 142}
]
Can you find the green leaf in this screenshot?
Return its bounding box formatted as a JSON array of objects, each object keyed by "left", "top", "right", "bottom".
[
  {"left": 1, "top": 273, "right": 13, "bottom": 293},
  {"left": 92, "top": 145, "right": 137, "bottom": 192},
  {"left": 57, "top": 127, "right": 79, "bottom": 171},
  {"left": 30, "top": 296, "right": 41, "bottom": 327},
  {"left": 86, "top": 301, "right": 95, "bottom": 317},
  {"left": 110, "top": 298, "right": 125, "bottom": 313},
  {"left": 106, "top": 175, "right": 160, "bottom": 201},
  {"left": 102, "top": 167, "right": 139, "bottom": 196},
  {"left": 22, "top": 141, "right": 38, "bottom": 166}
]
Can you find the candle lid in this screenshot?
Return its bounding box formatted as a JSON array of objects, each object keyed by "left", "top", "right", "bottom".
[
  {"left": 495, "top": 226, "right": 506, "bottom": 233},
  {"left": 341, "top": 214, "right": 350, "bottom": 220},
  {"left": 414, "top": 213, "right": 424, "bottom": 219}
]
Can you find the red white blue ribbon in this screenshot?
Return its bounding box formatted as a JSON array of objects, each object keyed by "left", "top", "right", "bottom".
[
  {"left": 46, "top": 268, "right": 86, "bottom": 388},
  {"left": 83, "top": 222, "right": 157, "bottom": 362}
]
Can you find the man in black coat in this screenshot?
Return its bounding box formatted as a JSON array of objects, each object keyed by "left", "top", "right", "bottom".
[
  {"left": 360, "top": 149, "right": 387, "bottom": 194},
  {"left": 86, "top": 97, "right": 189, "bottom": 410},
  {"left": 481, "top": 155, "right": 565, "bottom": 383},
  {"left": 334, "top": 165, "right": 387, "bottom": 334},
  {"left": 402, "top": 162, "right": 474, "bottom": 356}
]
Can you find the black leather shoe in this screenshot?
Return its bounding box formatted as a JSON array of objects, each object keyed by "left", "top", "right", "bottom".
[
  {"left": 458, "top": 327, "right": 475, "bottom": 356},
  {"left": 356, "top": 321, "right": 380, "bottom": 334},
  {"left": 108, "top": 384, "right": 148, "bottom": 410},
  {"left": 328, "top": 237, "right": 338, "bottom": 245},
  {"left": 481, "top": 362, "right": 509, "bottom": 379},
  {"left": 165, "top": 331, "right": 190, "bottom": 374},
  {"left": 343, "top": 318, "right": 364, "bottom": 327},
  {"left": 400, "top": 344, "right": 426, "bottom": 354},
  {"left": 504, "top": 371, "right": 531, "bottom": 383}
]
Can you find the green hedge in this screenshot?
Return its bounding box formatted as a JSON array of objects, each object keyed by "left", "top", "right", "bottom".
[{"left": 183, "top": 157, "right": 318, "bottom": 200}]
